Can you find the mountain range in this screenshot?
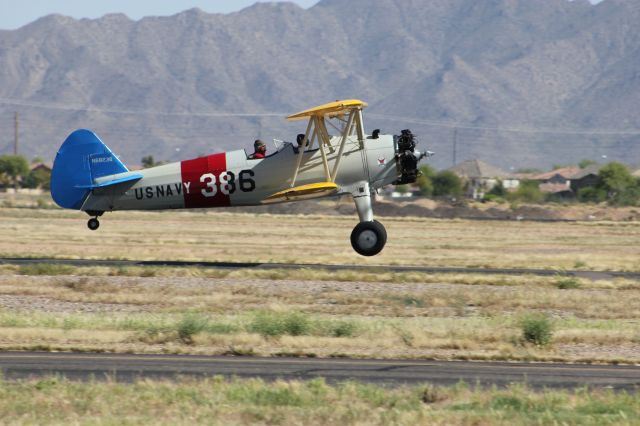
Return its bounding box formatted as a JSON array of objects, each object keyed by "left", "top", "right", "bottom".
[{"left": 0, "top": 0, "right": 638, "bottom": 170}]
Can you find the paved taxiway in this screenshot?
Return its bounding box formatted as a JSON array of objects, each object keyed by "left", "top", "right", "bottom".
[
  {"left": 1, "top": 257, "right": 637, "bottom": 280},
  {"left": 1, "top": 352, "right": 639, "bottom": 390}
]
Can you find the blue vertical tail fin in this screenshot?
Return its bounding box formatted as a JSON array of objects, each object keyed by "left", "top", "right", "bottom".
[{"left": 50, "top": 129, "right": 129, "bottom": 210}]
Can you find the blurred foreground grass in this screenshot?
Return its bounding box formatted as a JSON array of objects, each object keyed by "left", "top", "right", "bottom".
[{"left": 0, "top": 376, "right": 637, "bottom": 426}]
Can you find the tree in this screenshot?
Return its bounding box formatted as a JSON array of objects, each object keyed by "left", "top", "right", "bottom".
[
  {"left": 24, "top": 167, "right": 51, "bottom": 190},
  {"left": 141, "top": 155, "right": 159, "bottom": 169},
  {"left": 597, "top": 162, "right": 639, "bottom": 206},
  {"left": 0, "top": 155, "right": 29, "bottom": 188},
  {"left": 577, "top": 187, "right": 606, "bottom": 203},
  {"left": 487, "top": 180, "right": 506, "bottom": 197},
  {"left": 395, "top": 184, "right": 409, "bottom": 194},
  {"left": 416, "top": 165, "right": 435, "bottom": 196},
  {"left": 508, "top": 180, "right": 544, "bottom": 203},
  {"left": 432, "top": 171, "right": 463, "bottom": 197},
  {"left": 579, "top": 159, "right": 597, "bottom": 169}
]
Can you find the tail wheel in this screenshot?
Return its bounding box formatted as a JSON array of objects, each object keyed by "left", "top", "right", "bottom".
[
  {"left": 87, "top": 218, "right": 100, "bottom": 231},
  {"left": 351, "top": 220, "right": 387, "bottom": 257}
]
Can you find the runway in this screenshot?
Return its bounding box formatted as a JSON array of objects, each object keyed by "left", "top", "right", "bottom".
[
  {"left": 1, "top": 257, "right": 638, "bottom": 280},
  {"left": 0, "top": 352, "right": 638, "bottom": 389}
]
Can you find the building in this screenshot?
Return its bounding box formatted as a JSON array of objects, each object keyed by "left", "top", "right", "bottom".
[
  {"left": 530, "top": 166, "right": 579, "bottom": 198},
  {"left": 569, "top": 165, "right": 601, "bottom": 193},
  {"left": 446, "top": 159, "right": 518, "bottom": 199}
]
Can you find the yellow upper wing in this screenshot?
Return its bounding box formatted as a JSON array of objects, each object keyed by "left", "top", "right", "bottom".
[{"left": 287, "top": 99, "right": 368, "bottom": 122}]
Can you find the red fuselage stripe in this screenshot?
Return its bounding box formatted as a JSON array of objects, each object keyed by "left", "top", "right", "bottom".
[{"left": 180, "top": 153, "right": 231, "bottom": 208}]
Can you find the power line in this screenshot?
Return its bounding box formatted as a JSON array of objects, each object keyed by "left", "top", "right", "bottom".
[
  {"left": 3, "top": 97, "right": 640, "bottom": 136},
  {"left": 0, "top": 97, "right": 288, "bottom": 118},
  {"left": 368, "top": 113, "right": 640, "bottom": 136}
]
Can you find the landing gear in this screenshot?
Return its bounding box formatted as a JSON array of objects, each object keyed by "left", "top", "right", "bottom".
[
  {"left": 350, "top": 181, "right": 387, "bottom": 256},
  {"left": 87, "top": 217, "right": 100, "bottom": 231},
  {"left": 351, "top": 220, "right": 387, "bottom": 256}
]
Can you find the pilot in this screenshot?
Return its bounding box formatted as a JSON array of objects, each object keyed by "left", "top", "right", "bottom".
[
  {"left": 251, "top": 139, "right": 267, "bottom": 159},
  {"left": 294, "top": 134, "right": 306, "bottom": 153}
]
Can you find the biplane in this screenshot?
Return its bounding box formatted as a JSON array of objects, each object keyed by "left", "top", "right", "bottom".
[{"left": 51, "top": 100, "right": 431, "bottom": 256}]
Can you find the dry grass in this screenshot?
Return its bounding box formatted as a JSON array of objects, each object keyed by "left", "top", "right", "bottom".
[
  {"left": 1, "top": 376, "right": 638, "bottom": 425},
  {"left": 0, "top": 272, "right": 639, "bottom": 362},
  {"left": 0, "top": 207, "right": 638, "bottom": 271},
  {"left": 0, "top": 205, "right": 638, "bottom": 363}
]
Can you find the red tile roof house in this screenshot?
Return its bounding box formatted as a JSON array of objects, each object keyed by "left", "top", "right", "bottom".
[{"left": 530, "top": 165, "right": 601, "bottom": 198}]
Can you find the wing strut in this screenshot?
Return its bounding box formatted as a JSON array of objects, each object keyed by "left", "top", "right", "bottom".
[{"left": 288, "top": 100, "right": 367, "bottom": 188}]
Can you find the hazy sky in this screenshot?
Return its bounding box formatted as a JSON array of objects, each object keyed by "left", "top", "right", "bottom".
[
  {"left": 0, "top": 0, "right": 320, "bottom": 30},
  {"left": 0, "top": 0, "right": 605, "bottom": 31}
]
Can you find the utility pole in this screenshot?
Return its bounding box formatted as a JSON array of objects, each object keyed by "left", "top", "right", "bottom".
[
  {"left": 452, "top": 127, "right": 458, "bottom": 167},
  {"left": 14, "top": 112, "right": 19, "bottom": 155}
]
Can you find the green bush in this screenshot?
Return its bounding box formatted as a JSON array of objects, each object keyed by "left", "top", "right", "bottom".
[
  {"left": 248, "top": 312, "right": 358, "bottom": 338},
  {"left": 249, "top": 311, "right": 311, "bottom": 337},
  {"left": 554, "top": 278, "right": 581, "bottom": 290},
  {"left": 331, "top": 321, "right": 357, "bottom": 338},
  {"left": 177, "top": 314, "right": 210, "bottom": 344},
  {"left": 483, "top": 194, "right": 506, "bottom": 203},
  {"left": 18, "top": 264, "right": 75, "bottom": 276},
  {"left": 520, "top": 313, "right": 553, "bottom": 346}
]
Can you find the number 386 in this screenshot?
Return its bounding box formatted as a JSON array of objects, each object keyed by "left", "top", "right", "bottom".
[{"left": 200, "top": 170, "right": 255, "bottom": 197}]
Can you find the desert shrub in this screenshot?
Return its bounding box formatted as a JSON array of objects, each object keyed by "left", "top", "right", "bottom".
[
  {"left": 177, "top": 313, "right": 210, "bottom": 344},
  {"left": 521, "top": 313, "right": 553, "bottom": 346},
  {"left": 421, "top": 385, "right": 448, "bottom": 404},
  {"left": 554, "top": 278, "right": 580, "bottom": 290},
  {"left": 249, "top": 311, "right": 311, "bottom": 337},
  {"left": 331, "top": 320, "right": 357, "bottom": 338},
  {"left": 18, "top": 264, "right": 74, "bottom": 276},
  {"left": 483, "top": 194, "right": 506, "bottom": 203}
]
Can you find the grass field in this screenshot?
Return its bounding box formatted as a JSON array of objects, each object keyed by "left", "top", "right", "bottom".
[
  {"left": 1, "top": 203, "right": 639, "bottom": 423},
  {"left": 0, "top": 206, "right": 639, "bottom": 271},
  {"left": 1, "top": 376, "right": 639, "bottom": 425},
  {"left": 0, "top": 206, "right": 638, "bottom": 362}
]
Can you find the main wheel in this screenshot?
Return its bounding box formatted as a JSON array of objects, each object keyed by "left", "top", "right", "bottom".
[
  {"left": 87, "top": 218, "right": 100, "bottom": 231},
  {"left": 350, "top": 220, "right": 387, "bottom": 256}
]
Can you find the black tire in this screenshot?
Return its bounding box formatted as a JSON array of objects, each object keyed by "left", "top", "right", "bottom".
[
  {"left": 350, "top": 220, "right": 387, "bottom": 256},
  {"left": 87, "top": 218, "right": 100, "bottom": 231}
]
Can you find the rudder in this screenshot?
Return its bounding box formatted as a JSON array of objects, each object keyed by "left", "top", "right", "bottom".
[{"left": 50, "top": 129, "right": 129, "bottom": 210}]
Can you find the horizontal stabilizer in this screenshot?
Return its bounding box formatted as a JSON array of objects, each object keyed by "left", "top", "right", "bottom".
[
  {"left": 263, "top": 182, "right": 338, "bottom": 204},
  {"left": 75, "top": 174, "right": 143, "bottom": 190}
]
